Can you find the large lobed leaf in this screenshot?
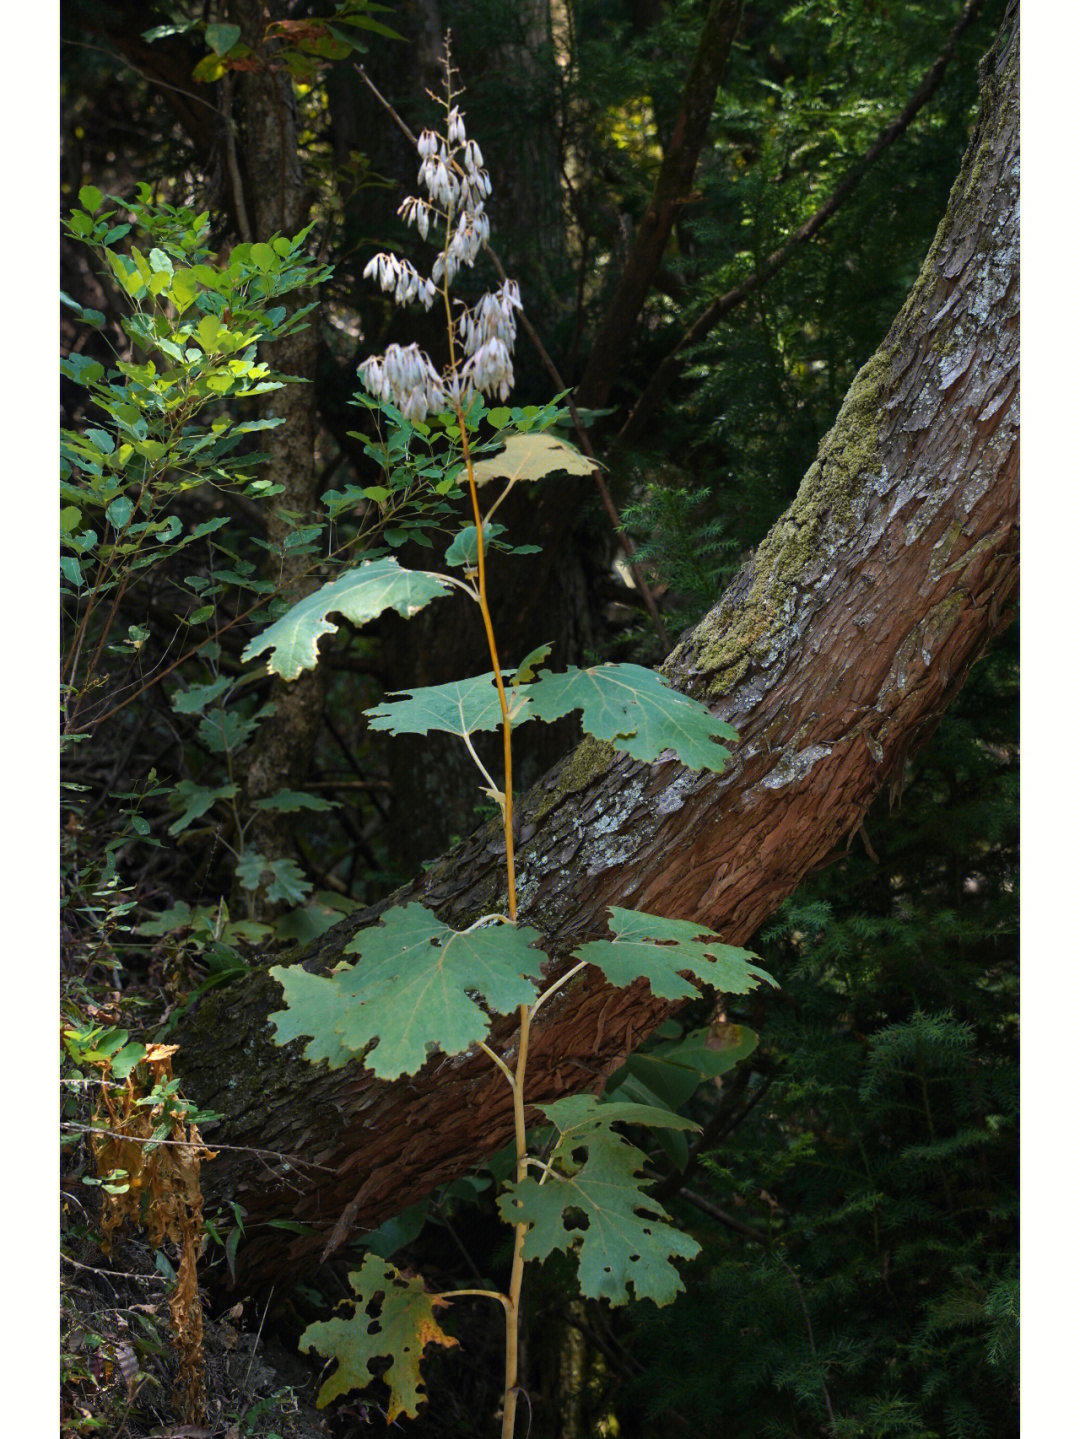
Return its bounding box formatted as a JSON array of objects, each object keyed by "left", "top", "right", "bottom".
[
  {"left": 301, "top": 1254, "right": 457, "bottom": 1417},
  {"left": 497, "top": 1094, "right": 700, "bottom": 1306},
  {"left": 573, "top": 907, "right": 774, "bottom": 1001},
  {"left": 526, "top": 663, "right": 736, "bottom": 771},
  {"left": 270, "top": 903, "right": 543, "bottom": 1080},
  {"left": 366, "top": 671, "right": 530, "bottom": 739},
  {"left": 242, "top": 558, "right": 454, "bottom": 680},
  {"left": 469, "top": 431, "right": 595, "bottom": 487}
]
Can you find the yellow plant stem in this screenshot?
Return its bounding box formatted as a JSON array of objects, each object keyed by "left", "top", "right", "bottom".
[
  {"left": 454, "top": 404, "right": 518, "bottom": 921},
  {"left": 500, "top": 1001, "right": 532, "bottom": 1439},
  {"left": 441, "top": 209, "right": 527, "bottom": 1427}
]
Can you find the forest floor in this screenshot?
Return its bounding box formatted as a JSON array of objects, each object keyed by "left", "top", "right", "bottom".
[
  {"left": 61, "top": 927, "right": 336, "bottom": 1439},
  {"left": 61, "top": 1179, "right": 332, "bottom": 1439}
]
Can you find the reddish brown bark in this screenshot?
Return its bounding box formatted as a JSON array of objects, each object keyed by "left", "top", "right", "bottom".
[{"left": 176, "top": 12, "right": 1018, "bottom": 1287}]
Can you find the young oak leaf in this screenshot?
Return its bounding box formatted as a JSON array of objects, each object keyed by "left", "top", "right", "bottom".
[
  {"left": 242, "top": 558, "right": 454, "bottom": 681},
  {"left": 572, "top": 907, "right": 774, "bottom": 1001},
  {"left": 301, "top": 1254, "right": 457, "bottom": 1417},
  {"left": 525, "top": 663, "right": 736, "bottom": 772},
  {"left": 469, "top": 431, "right": 595, "bottom": 487},
  {"left": 270, "top": 903, "right": 544, "bottom": 1080},
  {"left": 497, "top": 1095, "right": 700, "bottom": 1306}
]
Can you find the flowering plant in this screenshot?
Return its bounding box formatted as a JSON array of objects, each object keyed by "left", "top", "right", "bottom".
[
  {"left": 244, "top": 47, "right": 768, "bottom": 1438},
  {"left": 358, "top": 95, "right": 521, "bottom": 421}
]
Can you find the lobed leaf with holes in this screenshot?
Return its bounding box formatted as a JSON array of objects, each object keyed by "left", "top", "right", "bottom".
[
  {"left": 300, "top": 1254, "right": 457, "bottom": 1417},
  {"left": 497, "top": 1094, "right": 701, "bottom": 1306}
]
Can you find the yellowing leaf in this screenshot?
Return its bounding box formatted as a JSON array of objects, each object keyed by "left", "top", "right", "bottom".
[
  {"left": 469, "top": 432, "right": 595, "bottom": 487},
  {"left": 301, "top": 1255, "right": 457, "bottom": 1418}
]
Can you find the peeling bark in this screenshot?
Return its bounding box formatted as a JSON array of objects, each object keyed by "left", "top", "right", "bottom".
[{"left": 177, "top": 11, "right": 1018, "bottom": 1287}]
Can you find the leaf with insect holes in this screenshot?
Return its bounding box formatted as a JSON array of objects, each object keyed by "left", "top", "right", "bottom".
[
  {"left": 301, "top": 1254, "right": 457, "bottom": 1417},
  {"left": 242, "top": 559, "right": 454, "bottom": 680},
  {"left": 469, "top": 432, "right": 595, "bottom": 487},
  {"left": 573, "top": 907, "right": 773, "bottom": 1001},
  {"left": 526, "top": 663, "right": 736, "bottom": 771},
  {"left": 269, "top": 903, "right": 544, "bottom": 1079},
  {"left": 366, "top": 671, "right": 531, "bottom": 740},
  {"left": 497, "top": 1094, "right": 700, "bottom": 1306}
]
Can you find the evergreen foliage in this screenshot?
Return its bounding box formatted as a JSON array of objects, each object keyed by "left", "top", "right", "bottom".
[{"left": 613, "top": 626, "right": 1018, "bottom": 1438}]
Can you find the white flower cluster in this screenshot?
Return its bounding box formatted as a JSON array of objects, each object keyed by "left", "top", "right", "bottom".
[
  {"left": 362, "top": 252, "right": 436, "bottom": 310},
  {"left": 357, "top": 104, "right": 522, "bottom": 422},
  {"left": 357, "top": 344, "right": 447, "bottom": 425},
  {"left": 458, "top": 280, "right": 522, "bottom": 402}
]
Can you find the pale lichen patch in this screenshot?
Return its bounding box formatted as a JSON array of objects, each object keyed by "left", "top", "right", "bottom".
[{"left": 760, "top": 743, "right": 833, "bottom": 791}]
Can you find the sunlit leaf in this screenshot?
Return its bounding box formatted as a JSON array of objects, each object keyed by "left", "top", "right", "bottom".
[
  {"left": 573, "top": 907, "right": 773, "bottom": 1001},
  {"left": 527, "top": 662, "right": 736, "bottom": 771},
  {"left": 270, "top": 903, "right": 543, "bottom": 1079},
  {"left": 366, "top": 671, "right": 527, "bottom": 740},
  {"left": 469, "top": 432, "right": 595, "bottom": 487}
]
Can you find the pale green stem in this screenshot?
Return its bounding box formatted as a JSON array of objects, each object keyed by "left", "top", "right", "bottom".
[
  {"left": 530, "top": 960, "right": 589, "bottom": 1023},
  {"left": 478, "top": 1040, "right": 516, "bottom": 1090}
]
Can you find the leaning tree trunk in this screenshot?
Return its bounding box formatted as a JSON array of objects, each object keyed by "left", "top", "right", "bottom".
[{"left": 177, "top": 9, "right": 1018, "bottom": 1288}]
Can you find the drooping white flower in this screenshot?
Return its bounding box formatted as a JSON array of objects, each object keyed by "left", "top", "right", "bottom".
[
  {"left": 447, "top": 106, "right": 466, "bottom": 147},
  {"left": 358, "top": 96, "right": 523, "bottom": 414}
]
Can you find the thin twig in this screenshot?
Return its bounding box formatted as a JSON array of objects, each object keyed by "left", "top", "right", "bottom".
[
  {"left": 61, "top": 38, "right": 222, "bottom": 115},
  {"left": 617, "top": 0, "right": 987, "bottom": 446},
  {"left": 240, "top": 1287, "right": 275, "bottom": 1407},
  {"left": 221, "top": 74, "right": 253, "bottom": 243},
  {"left": 778, "top": 1254, "right": 836, "bottom": 1429},
  {"left": 63, "top": 1123, "right": 336, "bottom": 1172},
  {"left": 677, "top": 1187, "right": 835, "bottom": 1428}
]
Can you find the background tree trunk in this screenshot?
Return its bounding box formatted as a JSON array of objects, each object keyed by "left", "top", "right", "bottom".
[
  {"left": 176, "top": 7, "right": 1017, "bottom": 1288},
  {"left": 225, "top": 0, "right": 330, "bottom": 884},
  {"left": 577, "top": 0, "right": 745, "bottom": 411}
]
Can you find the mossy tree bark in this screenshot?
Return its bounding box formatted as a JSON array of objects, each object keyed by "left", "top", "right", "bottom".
[{"left": 177, "top": 8, "right": 1018, "bottom": 1287}]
